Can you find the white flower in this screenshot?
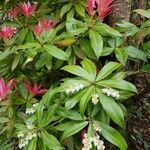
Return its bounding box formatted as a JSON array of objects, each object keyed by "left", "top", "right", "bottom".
[
  {"left": 92, "top": 93, "right": 99, "bottom": 105},
  {"left": 25, "top": 107, "right": 35, "bottom": 115},
  {"left": 26, "top": 122, "right": 35, "bottom": 130},
  {"left": 93, "top": 135, "right": 105, "bottom": 150},
  {"left": 65, "top": 82, "right": 84, "bottom": 95},
  {"left": 82, "top": 133, "right": 93, "bottom": 150},
  {"left": 17, "top": 132, "right": 24, "bottom": 138},
  {"left": 19, "top": 139, "right": 29, "bottom": 149},
  {"left": 102, "top": 88, "right": 120, "bottom": 98},
  {"left": 32, "top": 103, "right": 38, "bottom": 108},
  {"left": 93, "top": 122, "right": 101, "bottom": 133}
]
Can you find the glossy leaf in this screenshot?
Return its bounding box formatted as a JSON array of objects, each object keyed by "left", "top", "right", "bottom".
[
  {"left": 99, "top": 93, "right": 125, "bottom": 127},
  {"left": 44, "top": 44, "right": 68, "bottom": 60},
  {"left": 89, "top": 29, "right": 103, "bottom": 59},
  {"left": 81, "top": 59, "right": 97, "bottom": 81},
  {"left": 61, "top": 121, "right": 88, "bottom": 140},
  {"left": 96, "top": 62, "right": 121, "bottom": 81},
  {"left": 41, "top": 130, "right": 63, "bottom": 150},
  {"left": 97, "top": 79, "right": 137, "bottom": 93},
  {"left": 97, "top": 122, "right": 127, "bottom": 150},
  {"left": 79, "top": 86, "right": 94, "bottom": 114},
  {"left": 62, "top": 65, "right": 92, "bottom": 81},
  {"left": 115, "top": 48, "right": 128, "bottom": 65}
]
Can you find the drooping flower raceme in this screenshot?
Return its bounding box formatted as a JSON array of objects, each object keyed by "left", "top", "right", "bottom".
[
  {"left": 102, "top": 88, "right": 120, "bottom": 98},
  {"left": 0, "top": 26, "right": 16, "bottom": 40},
  {"left": 20, "top": 1, "right": 37, "bottom": 17},
  {"left": 25, "top": 103, "right": 38, "bottom": 115},
  {"left": 18, "top": 122, "right": 37, "bottom": 149},
  {"left": 33, "top": 19, "right": 53, "bottom": 35},
  {"left": 93, "top": 135, "right": 105, "bottom": 150},
  {"left": 91, "top": 93, "right": 99, "bottom": 105},
  {"left": 0, "top": 78, "right": 15, "bottom": 101},
  {"left": 24, "top": 82, "right": 48, "bottom": 96},
  {"left": 65, "top": 82, "right": 84, "bottom": 95},
  {"left": 82, "top": 133, "right": 93, "bottom": 150}
]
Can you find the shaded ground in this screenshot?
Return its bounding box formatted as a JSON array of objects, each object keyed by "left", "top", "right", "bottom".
[{"left": 127, "top": 73, "right": 150, "bottom": 150}]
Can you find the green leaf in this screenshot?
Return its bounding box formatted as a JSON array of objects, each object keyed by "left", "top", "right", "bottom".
[
  {"left": 36, "top": 102, "right": 44, "bottom": 127},
  {"left": 41, "top": 130, "right": 63, "bottom": 150},
  {"left": 55, "top": 121, "right": 76, "bottom": 131},
  {"left": 56, "top": 107, "right": 82, "bottom": 121},
  {"left": 60, "top": 3, "right": 73, "bottom": 18},
  {"left": 27, "top": 138, "right": 37, "bottom": 150},
  {"left": 116, "top": 21, "right": 139, "bottom": 36},
  {"left": 97, "top": 79, "right": 137, "bottom": 93},
  {"left": 11, "top": 52, "right": 22, "bottom": 71},
  {"left": 96, "top": 62, "right": 121, "bottom": 81},
  {"left": 68, "top": 28, "right": 88, "bottom": 36},
  {"left": 67, "top": 9, "right": 74, "bottom": 20},
  {"left": 115, "top": 48, "right": 128, "bottom": 65},
  {"left": 35, "top": 52, "right": 52, "bottom": 70},
  {"left": 124, "top": 46, "right": 147, "bottom": 61},
  {"left": 62, "top": 65, "right": 92, "bottom": 81},
  {"left": 99, "top": 93, "right": 125, "bottom": 127},
  {"left": 0, "top": 47, "right": 14, "bottom": 61},
  {"left": 79, "top": 86, "right": 94, "bottom": 114},
  {"left": 135, "top": 9, "right": 150, "bottom": 18},
  {"left": 44, "top": 44, "right": 68, "bottom": 60},
  {"left": 97, "top": 122, "right": 127, "bottom": 150},
  {"left": 89, "top": 29, "right": 103, "bottom": 59},
  {"left": 93, "top": 23, "right": 121, "bottom": 37},
  {"left": 101, "top": 47, "right": 114, "bottom": 56},
  {"left": 17, "top": 43, "right": 40, "bottom": 50},
  {"left": 17, "top": 28, "right": 28, "bottom": 44},
  {"left": 0, "top": 117, "right": 9, "bottom": 123},
  {"left": 74, "top": 4, "right": 85, "bottom": 17},
  {"left": 81, "top": 59, "right": 96, "bottom": 81},
  {"left": 41, "top": 104, "right": 57, "bottom": 127},
  {"left": 61, "top": 121, "right": 88, "bottom": 140},
  {"left": 142, "top": 64, "right": 150, "bottom": 72},
  {"left": 80, "top": 39, "right": 96, "bottom": 59}
]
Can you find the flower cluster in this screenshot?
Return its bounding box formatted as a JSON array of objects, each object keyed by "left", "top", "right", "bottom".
[
  {"left": 0, "top": 26, "right": 16, "bottom": 40},
  {"left": 65, "top": 82, "right": 84, "bottom": 95},
  {"left": 25, "top": 103, "right": 38, "bottom": 115},
  {"left": 86, "top": 0, "right": 114, "bottom": 20},
  {"left": 93, "top": 135, "right": 105, "bottom": 150},
  {"left": 82, "top": 132, "right": 105, "bottom": 150},
  {"left": 0, "top": 78, "right": 15, "bottom": 101},
  {"left": 102, "top": 88, "right": 120, "bottom": 98},
  {"left": 82, "top": 133, "right": 93, "bottom": 150},
  {"left": 91, "top": 93, "right": 99, "bottom": 105},
  {"left": 93, "top": 122, "right": 101, "bottom": 133},
  {"left": 18, "top": 122, "right": 37, "bottom": 149},
  {"left": 33, "top": 19, "right": 53, "bottom": 36}
]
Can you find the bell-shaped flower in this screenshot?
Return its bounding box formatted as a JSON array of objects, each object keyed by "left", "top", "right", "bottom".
[
  {"left": 0, "top": 26, "right": 16, "bottom": 40},
  {"left": 24, "top": 82, "right": 48, "bottom": 96},
  {"left": 20, "top": 1, "right": 37, "bottom": 17},
  {"left": 0, "top": 78, "right": 15, "bottom": 101}
]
